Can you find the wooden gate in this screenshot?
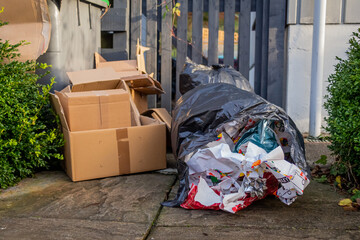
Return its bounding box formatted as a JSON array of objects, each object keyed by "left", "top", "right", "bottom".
[{"left": 101, "top": 0, "right": 287, "bottom": 112}]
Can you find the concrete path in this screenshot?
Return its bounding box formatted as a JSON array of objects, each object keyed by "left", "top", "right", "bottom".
[
  {"left": 0, "top": 171, "right": 175, "bottom": 240},
  {"left": 150, "top": 181, "right": 360, "bottom": 240},
  {"left": 0, "top": 169, "right": 359, "bottom": 240}
]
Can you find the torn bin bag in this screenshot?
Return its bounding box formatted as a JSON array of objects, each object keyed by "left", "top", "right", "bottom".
[
  {"left": 162, "top": 83, "right": 310, "bottom": 212},
  {"left": 179, "top": 58, "right": 253, "bottom": 95}
]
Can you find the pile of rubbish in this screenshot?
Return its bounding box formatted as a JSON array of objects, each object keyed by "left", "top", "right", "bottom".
[{"left": 163, "top": 61, "right": 310, "bottom": 213}]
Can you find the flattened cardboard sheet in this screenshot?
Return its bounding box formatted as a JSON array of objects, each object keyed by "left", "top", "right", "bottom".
[
  {"left": 0, "top": 0, "right": 51, "bottom": 61},
  {"left": 67, "top": 68, "right": 121, "bottom": 92},
  {"left": 94, "top": 52, "right": 164, "bottom": 94}
]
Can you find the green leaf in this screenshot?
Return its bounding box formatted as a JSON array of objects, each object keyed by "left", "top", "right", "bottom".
[
  {"left": 314, "top": 175, "right": 328, "bottom": 183},
  {"left": 350, "top": 190, "right": 360, "bottom": 202},
  {"left": 315, "top": 155, "right": 328, "bottom": 165},
  {"left": 0, "top": 9, "right": 64, "bottom": 189}
]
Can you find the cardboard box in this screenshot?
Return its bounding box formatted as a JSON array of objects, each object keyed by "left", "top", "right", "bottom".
[
  {"left": 55, "top": 68, "right": 132, "bottom": 131},
  {"left": 56, "top": 89, "right": 131, "bottom": 132},
  {"left": 51, "top": 68, "right": 167, "bottom": 182},
  {"left": 0, "top": 0, "right": 51, "bottom": 61}
]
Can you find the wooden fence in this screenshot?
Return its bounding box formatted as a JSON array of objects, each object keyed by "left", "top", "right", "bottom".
[{"left": 102, "top": 0, "right": 287, "bottom": 112}]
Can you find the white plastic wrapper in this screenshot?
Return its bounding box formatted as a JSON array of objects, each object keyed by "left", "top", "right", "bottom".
[{"left": 183, "top": 136, "right": 310, "bottom": 213}]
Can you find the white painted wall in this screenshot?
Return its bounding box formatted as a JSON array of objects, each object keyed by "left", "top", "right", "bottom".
[{"left": 286, "top": 24, "right": 360, "bottom": 133}]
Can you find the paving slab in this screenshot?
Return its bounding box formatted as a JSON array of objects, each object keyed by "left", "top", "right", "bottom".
[
  {"left": 0, "top": 171, "right": 176, "bottom": 240},
  {"left": 149, "top": 181, "right": 360, "bottom": 239}
]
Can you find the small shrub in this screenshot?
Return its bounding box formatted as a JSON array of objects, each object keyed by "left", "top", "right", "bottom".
[
  {"left": 0, "top": 10, "right": 64, "bottom": 189},
  {"left": 324, "top": 29, "right": 360, "bottom": 184}
]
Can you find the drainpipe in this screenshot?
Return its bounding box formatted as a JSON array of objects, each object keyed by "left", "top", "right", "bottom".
[{"left": 309, "top": 0, "right": 327, "bottom": 137}]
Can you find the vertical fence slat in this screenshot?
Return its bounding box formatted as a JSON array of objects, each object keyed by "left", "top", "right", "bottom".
[
  {"left": 260, "top": 0, "right": 269, "bottom": 99},
  {"left": 146, "top": 0, "right": 158, "bottom": 108},
  {"left": 224, "top": 0, "right": 235, "bottom": 66},
  {"left": 254, "top": 0, "right": 263, "bottom": 95},
  {"left": 192, "top": 0, "right": 203, "bottom": 63},
  {"left": 176, "top": 0, "right": 188, "bottom": 100},
  {"left": 238, "top": 0, "right": 251, "bottom": 79},
  {"left": 267, "top": 0, "right": 286, "bottom": 108},
  {"left": 161, "top": 1, "right": 172, "bottom": 112},
  {"left": 208, "top": 0, "right": 219, "bottom": 65},
  {"left": 130, "top": 0, "right": 142, "bottom": 59}
]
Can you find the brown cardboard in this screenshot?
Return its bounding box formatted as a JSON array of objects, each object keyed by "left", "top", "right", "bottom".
[
  {"left": 54, "top": 106, "right": 166, "bottom": 182},
  {"left": 55, "top": 89, "right": 131, "bottom": 132},
  {"left": 0, "top": 0, "right": 51, "bottom": 61},
  {"left": 143, "top": 108, "right": 172, "bottom": 131},
  {"left": 142, "top": 108, "right": 172, "bottom": 147},
  {"left": 60, "top": 121, "right": 166, "bottom": 181},
  {"left": 67, "top": 68, "right": 121, "bottom": 92},
  {"left": 94, "top": 52, "right": 164, "bottom": 95},
  {"left": 118, "top": 80, "right": 142, "bottom": 126},
  {"left": 136, "top": 38, "right": 150, "bottom": 73},
  {"left": 131, "top": 89, "right": 148, "bottom": 114},
  {"left": 50, "top": 82, "right": 166, "bottom": 181}
]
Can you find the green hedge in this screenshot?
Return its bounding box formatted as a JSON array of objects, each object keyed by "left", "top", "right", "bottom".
[
  {"left": 0, "top": 13, "right": 64, "bottom": 189},
  {"left": 324, "top": 29, "right": 360, "bottom": 183}
]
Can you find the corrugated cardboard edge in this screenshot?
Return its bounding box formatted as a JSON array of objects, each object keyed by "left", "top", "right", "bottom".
[
  {"left": 94, "top": 52, "right": 107, "bottom": 66},
  {"left": 50, "top": 94, "right": 74, "bottom": 180},
  {"left": 50, "top": 93, "right": 69, "bottom": 131}
]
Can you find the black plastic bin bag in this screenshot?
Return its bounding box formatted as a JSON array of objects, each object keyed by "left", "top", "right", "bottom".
[
  {"left": 163, "top": 83, "right": 310, "bottom": 213},
  {"left": 179, "top": 59, "right": 253, "bottom": 95}
]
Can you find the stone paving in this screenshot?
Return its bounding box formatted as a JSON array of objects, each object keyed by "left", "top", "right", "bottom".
[{"left": 0, "top": 156, "right": 359, "bottom": 239}]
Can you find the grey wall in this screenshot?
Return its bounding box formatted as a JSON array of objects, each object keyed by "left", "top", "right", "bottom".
[
  {"left": 285, "top": 0, "right": 360, "bottom": 133},
  {"left": 287, "top": 0, "right": 360, "bottom": 25}
]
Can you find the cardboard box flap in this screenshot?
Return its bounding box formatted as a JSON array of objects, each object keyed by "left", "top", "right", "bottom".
[
  {"left": 50, "top": 93, "right": 69, "bottom": 131},
  {"left": 136, "top": 39, "right": 150, "bottom": 73},
  {"left": 142, "top": 108, "right": 171, "bottom": 130},
  {"left": 97, "top": 60, "right": 138, "bottom": 72},
  {"left": 153, "top": 78, "right": 164, "bottom": 93},
  {"left": 61, "top": 85, "right": 71, "bottom": 94},
  {"left": 132, "top": 86, "right": 164, "bottom": 95},
  {"left": 94, "top": 52, "right": 107, "bottom": 64},
  {"left": 121, "top": 75, "right": 154, "bottom": 88},
  {"left": 94, "top": 49, "right": 164, "bottom": 95},
  {"left": 117, "top": 71, "right": 143, "bottom": 79},
  {"left": 117, "top": 80, "right": 141, "bottom": 126},
  {"left": 140, "top": 115, "right": 162, "bottom": 126},
  {"left": 95, "top": 52, "right": 137, "bottom": 72},
  {"left": 123, "top": 75, "right": 164, "bottom": 94},
  {"left": 67, "top": 68, "right": 121, "bottom": 92}
]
